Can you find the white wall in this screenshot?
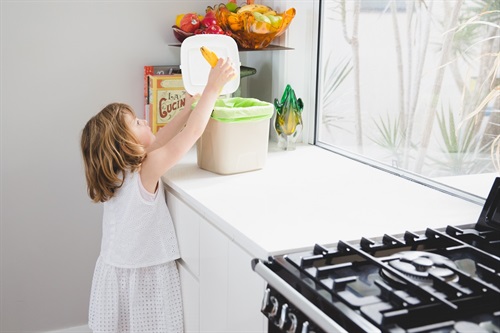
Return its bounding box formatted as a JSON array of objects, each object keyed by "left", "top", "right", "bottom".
[
  {"left": 1, "top": 1, "right": 315, "bottom": 331},
  {"left": 0, "top": 1, "right": 219, "bottom": 331}
]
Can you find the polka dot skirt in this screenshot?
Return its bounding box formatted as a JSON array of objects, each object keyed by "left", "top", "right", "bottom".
[{"left": 89, "top": 257, "right": 183, "bottom": 333}]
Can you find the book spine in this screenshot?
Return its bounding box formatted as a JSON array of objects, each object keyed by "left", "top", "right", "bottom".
[{"left": 143, "top": 65, "right": 181, "bottom": 121}]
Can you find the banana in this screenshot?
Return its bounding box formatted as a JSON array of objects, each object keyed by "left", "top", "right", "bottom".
[
  {"left": 264, "top": 10, "right": 277, "bottom": 16},
  {"left": 200, "top": 46, "right": 218, "bottom": 68},
  {"left": 237, "top": 4, "right": 272, "bottom": 14}
]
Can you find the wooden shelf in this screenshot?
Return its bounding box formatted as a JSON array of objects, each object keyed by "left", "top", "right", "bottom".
[
  {"left": 168, "top": 43, "right": 293, "bottom": 51},
  {"left": 246, "top": 44, "right": 293, "bottom": 51}
]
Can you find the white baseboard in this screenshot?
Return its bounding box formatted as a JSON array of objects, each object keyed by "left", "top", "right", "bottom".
[{"left": 45, "top": 325, "right": 91, "bottom": 333}]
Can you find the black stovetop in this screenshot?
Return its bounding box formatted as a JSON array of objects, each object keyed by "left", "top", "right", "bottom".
[
  {"left": 268, "top": 223, "right": 500, "bottom": 332},
  {"left": 260, "top": 178, "right": 500, "bottom": 333}
]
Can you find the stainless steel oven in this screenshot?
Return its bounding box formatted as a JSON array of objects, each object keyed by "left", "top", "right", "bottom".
[{"left": 252, "top": 178, "right": 500, "bottom": 333}]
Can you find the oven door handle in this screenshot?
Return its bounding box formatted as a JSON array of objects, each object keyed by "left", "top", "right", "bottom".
[{"left": 252, "top": 259, "right": 350, "bottom": 333}]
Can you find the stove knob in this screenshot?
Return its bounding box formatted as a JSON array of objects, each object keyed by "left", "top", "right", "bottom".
[
  {"left": 286, "top": 313, "right": 298, "bottom": 333},
  {"left": 278, "top": 303, "right": 289, "bottom": 329},
  {"left": 301, "top": 321, "right": 310, "bottom": 333},
  {"left": 260, "top": 288, "right": 271, "bottom": 312},
  {"left": 261, "top": 289, "right": 279, "bottom": 318},
  {"left": 301, "top": 321, "right": 318, "bottom": 333},
  {"left": 269, "top": 296, "right": 279, "bottom": 318}
]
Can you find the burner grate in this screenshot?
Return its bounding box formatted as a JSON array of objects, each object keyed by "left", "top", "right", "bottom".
[
  {"left": 284, "top": 224, "right": 500, "bottom": 332},
  {"left": 446, "top": 225, "right": 500, "bottom": 257}
]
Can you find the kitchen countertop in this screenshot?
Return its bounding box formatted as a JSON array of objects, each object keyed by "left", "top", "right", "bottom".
[{"left": 161, "top": 143, "right": 485, "bottom": 260}]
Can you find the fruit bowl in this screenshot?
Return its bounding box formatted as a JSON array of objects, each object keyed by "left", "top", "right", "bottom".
[
  {"left": 214, "top": 4, "right": 296, "bottom": 49},
  {"left": 172, "top": 25, "right": 194, "bottom": 43}
]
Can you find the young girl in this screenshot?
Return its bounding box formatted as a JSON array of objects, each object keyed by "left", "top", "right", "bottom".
[{"left": 80, "top": 58, "right": 236, "bottom": 333}]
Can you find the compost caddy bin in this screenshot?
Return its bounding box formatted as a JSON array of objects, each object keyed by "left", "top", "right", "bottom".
[{"left": 181, "top": 34, "right": 274, "bottom": 175}]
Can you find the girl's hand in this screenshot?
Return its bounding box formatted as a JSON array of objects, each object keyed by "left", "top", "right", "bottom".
[{"left": 205, "top": 57, "right": 237, "bottom": 93}]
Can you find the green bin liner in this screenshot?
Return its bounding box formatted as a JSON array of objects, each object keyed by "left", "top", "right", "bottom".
[{"left": 195, "top": 97, "right": 274, "bottom": 123}]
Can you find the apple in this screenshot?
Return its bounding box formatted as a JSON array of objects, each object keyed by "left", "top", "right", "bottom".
[
  {"left": 201, "top": 15, "right": 217, "bottom": 28},
  {"left": 252, "top": 12, "right": 271, "bottom": 24},
  {"left": 180, "top": 13, "right": 200, "bottom": 33},
  {"left": 206, "top": 24, "right": 224, "bottom": 34},
  {"left": 226, "top": 2, "right": 238, "bottom": 13},
  {"left": 266, "top": 14, "right": 282, "bottom": 28}
]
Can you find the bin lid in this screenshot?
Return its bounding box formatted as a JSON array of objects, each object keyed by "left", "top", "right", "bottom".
[
  {"left": 211, "top": 97, "right": 274, "bottom": 123},
  {"left": 180, "top": 35, "right": 241, "bottom": 96}
]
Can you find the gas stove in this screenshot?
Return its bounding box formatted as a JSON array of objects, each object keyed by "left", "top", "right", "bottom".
[{"left": 252, "top": 178, "right": 500, "bottom": 333}]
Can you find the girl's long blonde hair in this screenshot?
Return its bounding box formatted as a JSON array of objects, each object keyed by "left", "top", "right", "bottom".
[{"left": 81, "top": 103, "right": 145, "bottom": 203}]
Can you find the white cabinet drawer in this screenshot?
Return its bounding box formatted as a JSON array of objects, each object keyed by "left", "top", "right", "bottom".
[
  {"left": 227, "top": 241, "right": 267, "bottom": 332},
  {"left": 199, "top": 221, "right": 229, "bottom": 332},
  {"left": 166, "top": 192, "right": 200, "bottom": 277},
  {"left": 199, "top": 220, "right": 267, "bottom": 332},
  {"left": 178, "top": 263, "right": 200, "bottom": 333}
]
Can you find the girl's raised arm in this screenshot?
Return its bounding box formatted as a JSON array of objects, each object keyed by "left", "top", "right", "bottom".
[
  {"left": 140, "top": 58, "right": 236, "bottom": 192},
  {"left": 146, "top": 93, "right": 199, "bottom": 154}
]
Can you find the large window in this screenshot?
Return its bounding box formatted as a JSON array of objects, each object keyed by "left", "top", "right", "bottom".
[{"left": 315, "top": 0, "right": 500, "bottom": 202}]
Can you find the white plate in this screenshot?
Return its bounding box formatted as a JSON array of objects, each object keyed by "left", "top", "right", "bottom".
[{"left": 180, "top": 34, "right": 241, "bottom": 96}]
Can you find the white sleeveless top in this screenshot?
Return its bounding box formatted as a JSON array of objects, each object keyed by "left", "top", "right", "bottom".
[{"left": 100, "top": 171, "right": 180, "bottom": 268}]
